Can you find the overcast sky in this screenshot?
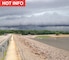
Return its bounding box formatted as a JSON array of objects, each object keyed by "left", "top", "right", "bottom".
[{"left": 0, "top": 0, "right": 69, "bottom": 26}]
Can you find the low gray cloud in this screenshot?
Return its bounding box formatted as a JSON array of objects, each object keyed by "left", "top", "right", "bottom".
[{"left": 0, "top": 0, "right": 69, "bottom": 26}]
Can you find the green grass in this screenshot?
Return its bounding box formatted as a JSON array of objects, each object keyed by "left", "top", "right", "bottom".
[
  {"left": 0, "top": 51, "right": 6, "bottom": 60},
  {"left": 2, "top": 51, "right": 7, "bottom": 60},
  {"left": 36, "top": 35, "right": 50, "bottom": 39}
]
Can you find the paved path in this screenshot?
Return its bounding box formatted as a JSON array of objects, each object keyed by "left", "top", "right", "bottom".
[{"left": 5, "top": 36, "right": 18, "bottom": 60}]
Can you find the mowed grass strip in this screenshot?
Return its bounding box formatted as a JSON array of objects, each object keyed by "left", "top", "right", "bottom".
[{"left": 36, "top": 35, "right": 50, "bottom": 39}]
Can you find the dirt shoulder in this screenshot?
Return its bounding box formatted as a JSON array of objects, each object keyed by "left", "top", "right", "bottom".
[{"left": 14, "top": 34, "right": 69, "bottom": 60}]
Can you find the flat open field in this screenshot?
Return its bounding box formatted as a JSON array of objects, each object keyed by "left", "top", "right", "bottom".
[{"left": 33, "top": 35, "right": 69, "bottom": 51}]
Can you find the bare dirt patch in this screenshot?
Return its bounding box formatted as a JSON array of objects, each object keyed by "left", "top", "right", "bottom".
[{"left": 14, "top": 34, "right": 69, "bottom": 60}]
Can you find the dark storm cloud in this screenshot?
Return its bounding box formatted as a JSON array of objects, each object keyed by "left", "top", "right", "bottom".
[
  {"left": 0, "top": 0, "right": 69, "bottom": 26},
  {"left": 27, "top": 0, "right": 69, "bottom": 9}
]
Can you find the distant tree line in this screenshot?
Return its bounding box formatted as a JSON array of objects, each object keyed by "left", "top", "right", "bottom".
[{"left": 0, "top": 30, "right": 69, "bottom": 35}]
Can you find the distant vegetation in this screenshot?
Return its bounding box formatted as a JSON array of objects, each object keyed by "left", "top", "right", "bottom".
[
  {"left": 0, "top": 30, "right": 69, "bottom": 35},
  {"left": 36, "top": 36, "right": 50, "bottom": 39}
]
